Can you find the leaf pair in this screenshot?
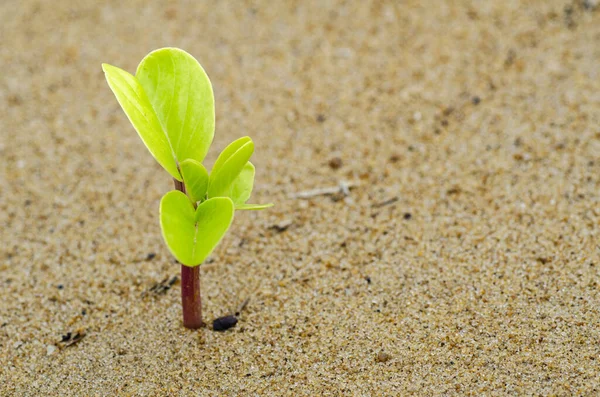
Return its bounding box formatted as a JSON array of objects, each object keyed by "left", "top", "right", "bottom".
[
  {"left": 160, "top": 192, "right": 234, "bottom": 266},
  {"left": 160, "top": 138, "right": 272, "bottom": 266},
  {"left": 102, "top": 48, "right": 214, "bottom": 181},
  {"left": 179, "top": 135, "right": 273, "bottom": 210}
]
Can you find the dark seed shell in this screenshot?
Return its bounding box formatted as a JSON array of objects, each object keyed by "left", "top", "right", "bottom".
[{"left": 213, "top": 315, "right": 238, "bottom": 331}]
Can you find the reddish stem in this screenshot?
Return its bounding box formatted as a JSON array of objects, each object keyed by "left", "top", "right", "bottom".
[
  {"left": 180, "top": 264, "right": 203, "bottom": 328},
  {"left": 173, "top": 178, "right": 204, "bottom": 329}
]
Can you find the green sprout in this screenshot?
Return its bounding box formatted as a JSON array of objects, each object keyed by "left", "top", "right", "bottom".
[{"left": 102, "top": 48, "right": 272, "bottom": 329}]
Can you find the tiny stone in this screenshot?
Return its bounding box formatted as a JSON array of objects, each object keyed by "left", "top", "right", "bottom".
[
  {"left": 316, "top": 114, "right": 326, "bottom": 122},
  {"left": 328, "top": 157, "right": 343, "bottom": 170},
  {"left": 213, "top": 315, "right": 238, "bottom": 331},
  {"left": 146, "top": 253, "right": 156, "bottom": 261},
  {"left": 46, "top": 345, "right": 57, "bottom": 356},
  {"left": 376, "top": 352, "right": 392, "bottom": 363},
  {"left": 57, "top": 284, "right": 64, "bottom": 290},
  {"left": 403, "top": 213, "right": 412, "bottom": 220},
  {"left": 472, "top": 96, "right": 481, "bottom": 105}
]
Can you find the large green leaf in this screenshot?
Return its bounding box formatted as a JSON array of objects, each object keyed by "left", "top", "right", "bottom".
[
  {"left": 180, "top": 159, "right": 209, "bottom": 203},
  {"left": 136, "top": 48, "right": 215, "bottom": 166},
  {"left": 102, "top": 48, "right": 215, "bottom": 181},
  {"left": 160, "top": 191, "right": 234, "bottom": 267},
  {"left": 208, "top": 137, "right": 254, "bottom": 198},
  {"left": 102, "top": 63, "right": 180, "bottom": 179}
]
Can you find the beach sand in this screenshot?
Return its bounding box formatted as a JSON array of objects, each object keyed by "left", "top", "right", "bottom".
[{"left": 1, "top": 0, "right": 599, "bottom": 395}]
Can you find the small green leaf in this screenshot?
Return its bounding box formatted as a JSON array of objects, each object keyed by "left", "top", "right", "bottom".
[
  {"left": 236, "top": 203, "right": 274, "bottom": 211},
  {"left": 229, "top": 162, "right": 255, "bottom": 207},
  {"left": 136, "top": 48, "right": 215, "bottom": 165},
  {"left": 212, "top": 136, "right": 252, "bottom": 174},
  {"left": 102, "top": 63, "right": 180, "bottom": 180},
  {"left": 180, "top": 159, "right": 209, "bottom": 203},
  {"left": 208, "top": 137, "right": 254, "bottom": 198},
  {"left": 160, "top": 191, "right": 234, "bottom": 267}
]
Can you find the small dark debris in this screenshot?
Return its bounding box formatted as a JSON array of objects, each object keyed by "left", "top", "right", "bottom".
[
  {"left": 57, "top": 284, "right": 64, "bottom": 290},
  {"left": 442, "top": 107, "right": 454, "bottom": 117},
  {"left": 316, "top": 114, "right": 326, "bottom": 123},
  {"left": 328, "top": 157, "right": 343, "bottom": 170},
  {"left": 245, "top": 373, "right": 252, "bottom": 377},
  {"left": 7, "top": 94, "right": 22, "bottom": 107},
  {"left": 372, "top": 197, "right": 398, "bottom": 208},
  {"left": 365, "top": 276, "right": 372, "bottom": 284},
  {"left": 1, "top": 322, "right": 7, "bottom": 327},
  {"left": 447, "top": 186, "right": 461, "bottom": 195},
  {"left": 145, "top": 275, "right": 178, "bottom": 295},
  {"left": 471, "top": 96, "right": 481, "bottom": 105},
  {"left": 389, "top": 153, "right": 401, "bottom": 163},
  {"left": 59, "top": 330, "right": 86, "bottom": 347},
  {"left": 24, "top": 199, "right": 32, "bottom": 206},
  {"left": 376, "top": 352, "right": 392, "bottom": 363},
  {"left": 440, "top": 119, "right": 449, "bottom": 127},
  {"left": 81, "top": 309, "right": 87, "bottom": 316},
  {"left": 146, "top": 252, "right": 156, "bottom": 261},
  {"left": 213, "top": 315, "right": 238, "bottom": 331},
  {"left": 403, "top": 212, "right": 412, "bottom": 220},
  {"left": 537, "top": 257, "right": 551, "bottom": 265},
  {"left": 269, "top": 219, "right": 293, "bottom": 233},
  {"left": 235, "top": 297, "right": 251, "bottom": 317}
]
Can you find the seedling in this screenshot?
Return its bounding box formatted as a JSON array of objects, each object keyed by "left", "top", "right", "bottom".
[{"left": 102, "top": 48, "right": 272, "bottom": 329}]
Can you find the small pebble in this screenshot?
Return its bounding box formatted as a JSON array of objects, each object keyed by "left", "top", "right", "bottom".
[
  {"left": 403, "top": 213, "right": 412, "bottom": 220},
  {"left": 376, "top": 352, "right": 392, "bottom": 363},
  {"left": 328, "top": 157, "right": 343, "bottom": 170},
  {"left": 46, "top": 345, "right": 57, "bottom": 356}
]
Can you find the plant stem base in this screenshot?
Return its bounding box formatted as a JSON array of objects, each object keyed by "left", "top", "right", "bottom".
[{"left": 181, "top": 264, "right": 203, "bottom": 329}]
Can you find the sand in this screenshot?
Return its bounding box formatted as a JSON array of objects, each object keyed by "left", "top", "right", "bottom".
[{"left": 1, "top": 0, "right": 599, "bottom": 395}]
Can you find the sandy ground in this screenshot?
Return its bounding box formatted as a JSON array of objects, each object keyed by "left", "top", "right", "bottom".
[{"left": 1, "top": 0, "right": 599, "bottom": 395}]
